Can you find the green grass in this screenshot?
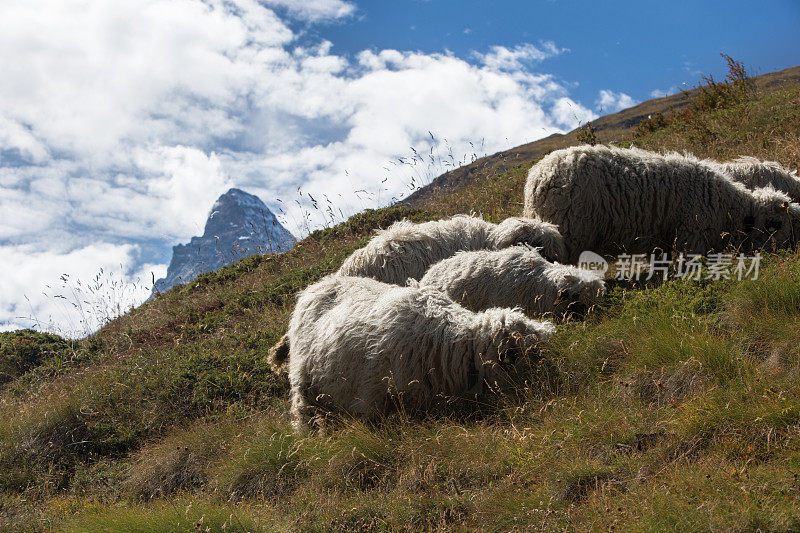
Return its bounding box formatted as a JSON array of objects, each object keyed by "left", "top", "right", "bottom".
[
  {"left": 0, "top": 330, "right": 80, "bottom": 389},
  {"left": 2, "top": 71, "right": 800, "bottom": 531},
  {"left": 57, "top": 498, "right": 270, "bottom": 533}
]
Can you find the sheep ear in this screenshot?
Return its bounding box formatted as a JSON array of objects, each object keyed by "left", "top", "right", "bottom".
[{"left": 564, "top": 274, "right": 579, "bottom": 284}]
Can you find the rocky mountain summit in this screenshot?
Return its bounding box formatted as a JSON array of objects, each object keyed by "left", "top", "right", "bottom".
[{"left": 152, "top": 188, "right": 295, "bottom": 295}]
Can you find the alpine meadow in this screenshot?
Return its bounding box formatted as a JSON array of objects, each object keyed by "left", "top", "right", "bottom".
[{"left": 3, "top": 58, "right": 800, "bottom": 532}]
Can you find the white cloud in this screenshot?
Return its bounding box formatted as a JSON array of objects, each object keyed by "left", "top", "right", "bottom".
[
  {"left": 0, "top": 116, "right": 50, "bottom": 163},
  {"left": 596, "top": 89, "right": 638, "bottom": 113},
  {"left": 475, "top": 41, "right": 566, "bottom": 71},
  {"left": 650, "top": 86, "right": 680, "bottom": 98},
  {"left": 0, "top": 2, "right": 612, "bottom": 334},
  {"left": 0, "top": 0, "right": 292, "bottom": 160},
  {"left": 138, "top": 146, "right": 233, "bottom": 238},
  {"left": 263, "top": 0, "right": 356, "bottom": 22},
  {"left": 0, "top": 243, "right": 165, "bottom": 336},
  {"left": 551, "top": 97, "right": 597, "bottom": 128}
]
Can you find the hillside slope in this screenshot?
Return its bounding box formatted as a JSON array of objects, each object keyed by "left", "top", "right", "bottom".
[{"left": 1, "top": 64, "right": 800, "bottom": 532}]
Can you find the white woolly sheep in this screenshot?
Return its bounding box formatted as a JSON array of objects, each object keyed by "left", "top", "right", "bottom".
[
  {"left": 523, "top": 145, "right": 800, "bottom": 262},
  {"left": 268, "top": 274, "right": 555, "bottom": 429},
  {"left": 415, "top": 247, "right": 605, "bottom": 319},
  {"left": 336, "top": 215, "right": 566, "bottom": 285},
  {"left": 715, "top": 156, "right": 800, "bottom": 203}
]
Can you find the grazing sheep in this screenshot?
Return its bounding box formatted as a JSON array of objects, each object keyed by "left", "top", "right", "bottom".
[
  {"left": 268, "top": 275, "right": 555, "bottom": 429},
  {"left": 716, "top": 156, "right": 800, "bottom": 203},
  {"left": 523, "top": 145, "right": 800, "bottom": 262},
  {"left": 415, "top": 247, "right": 605, "bottom": 319},
  {"left": 335, "top": 215, "right": 566, "bottom": 285}
]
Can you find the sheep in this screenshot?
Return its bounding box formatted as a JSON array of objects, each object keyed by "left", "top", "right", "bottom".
[
  {"left": 415, "top": 247, "right": 605, "bottom": 319},
  {"left": 715, "top": 156, "right": 800, "bottom": 203},
  {"left": 335, "top": 215, "right": 566, "bottom": 285},
  {"left": 662, "top": 151, "right": 800, "bottom": 202},
  {"left": 268, "top": 274, "right": 555, "bottom": 430},
  {"left": 523, "top": 145, "right": 800, "bottom": 262}
]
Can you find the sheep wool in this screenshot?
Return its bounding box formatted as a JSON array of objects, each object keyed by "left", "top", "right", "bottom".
[
  {"left": 523, "top": 145, "right": 800, "bottom": 262},
  {"left": 716, "top": 156, "right": 800, "bottom": 203},
  {"left": 336, "top": 215, "right": 566, "bottom": 285},
  {"left": 269, "top": 275, "right": 555, "bottom": 430},
  {"left": 416, "top": 247, "right": 605, "bottom": 318}
]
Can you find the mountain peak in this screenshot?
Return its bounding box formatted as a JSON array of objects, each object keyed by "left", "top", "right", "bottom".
[
  {"left": 152, "top": 188, "right": 295, "bottom": 296},
  {"left": 216, "top": 187, "right": 259, "bottom": 205},
  {"left": 202, "top": 187, "right": 279, "bottom": 239}
]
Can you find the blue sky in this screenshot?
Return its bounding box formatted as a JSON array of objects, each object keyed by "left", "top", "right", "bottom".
[
  {"left": 316, "top": 0, "right": 800, "bottom": 104},
  {"left": 0, "top": 0, "right": 797, "bottom": 334}
]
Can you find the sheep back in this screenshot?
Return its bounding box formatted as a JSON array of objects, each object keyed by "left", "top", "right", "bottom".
[
  {"left": 336, "top": 215, "right": 566, "bottom": 285},
  {"left": 418, "top": 247, "right": 605, "bottom": 318},
  {"left": 524, "top": 145, "right": 800, "bottom": 261},
  {"left": 282, "top": 275, "right": 554, "bottom": 429},
  {"left": 717, "top": 156, "right": 800, "bottom": 203}
]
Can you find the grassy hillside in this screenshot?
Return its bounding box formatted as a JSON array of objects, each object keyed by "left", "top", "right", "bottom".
[{"left": 2, "top": 62, "right": 800, "bottom": 531}]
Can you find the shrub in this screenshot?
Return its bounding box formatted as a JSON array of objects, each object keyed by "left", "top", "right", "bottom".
[
  {"left": 688, "top": 54, "right": 755, "bottom": 113},
  {"left": 576, "top": 122, "right": 598, "bottom": 146},
  {"left": 0, "top": 330, "right": 74, "bottom": 387},
  {"left": 634, "top": 112, "right": 669, "bottom": 136}
]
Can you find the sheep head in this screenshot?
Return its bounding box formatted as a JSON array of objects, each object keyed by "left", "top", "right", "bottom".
[
  {"left": 547, "top": 265, "right": 606, "bottom": 318},
  {"left": 747, "top": 188, "right": 800, "bottom": 250},
  {"left": 478, "top": 310, "right": 554, "bottom": 391},
  {"left": 493, "top": 217, "right": 566, "bottom": 262},
  {"left": 558, "top": 270, "right": 606, "bottom": 317}
]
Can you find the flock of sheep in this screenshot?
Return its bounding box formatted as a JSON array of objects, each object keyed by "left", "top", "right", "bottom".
[{"left": 269, "top": 145, "right": 800, "bottom": 430}]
